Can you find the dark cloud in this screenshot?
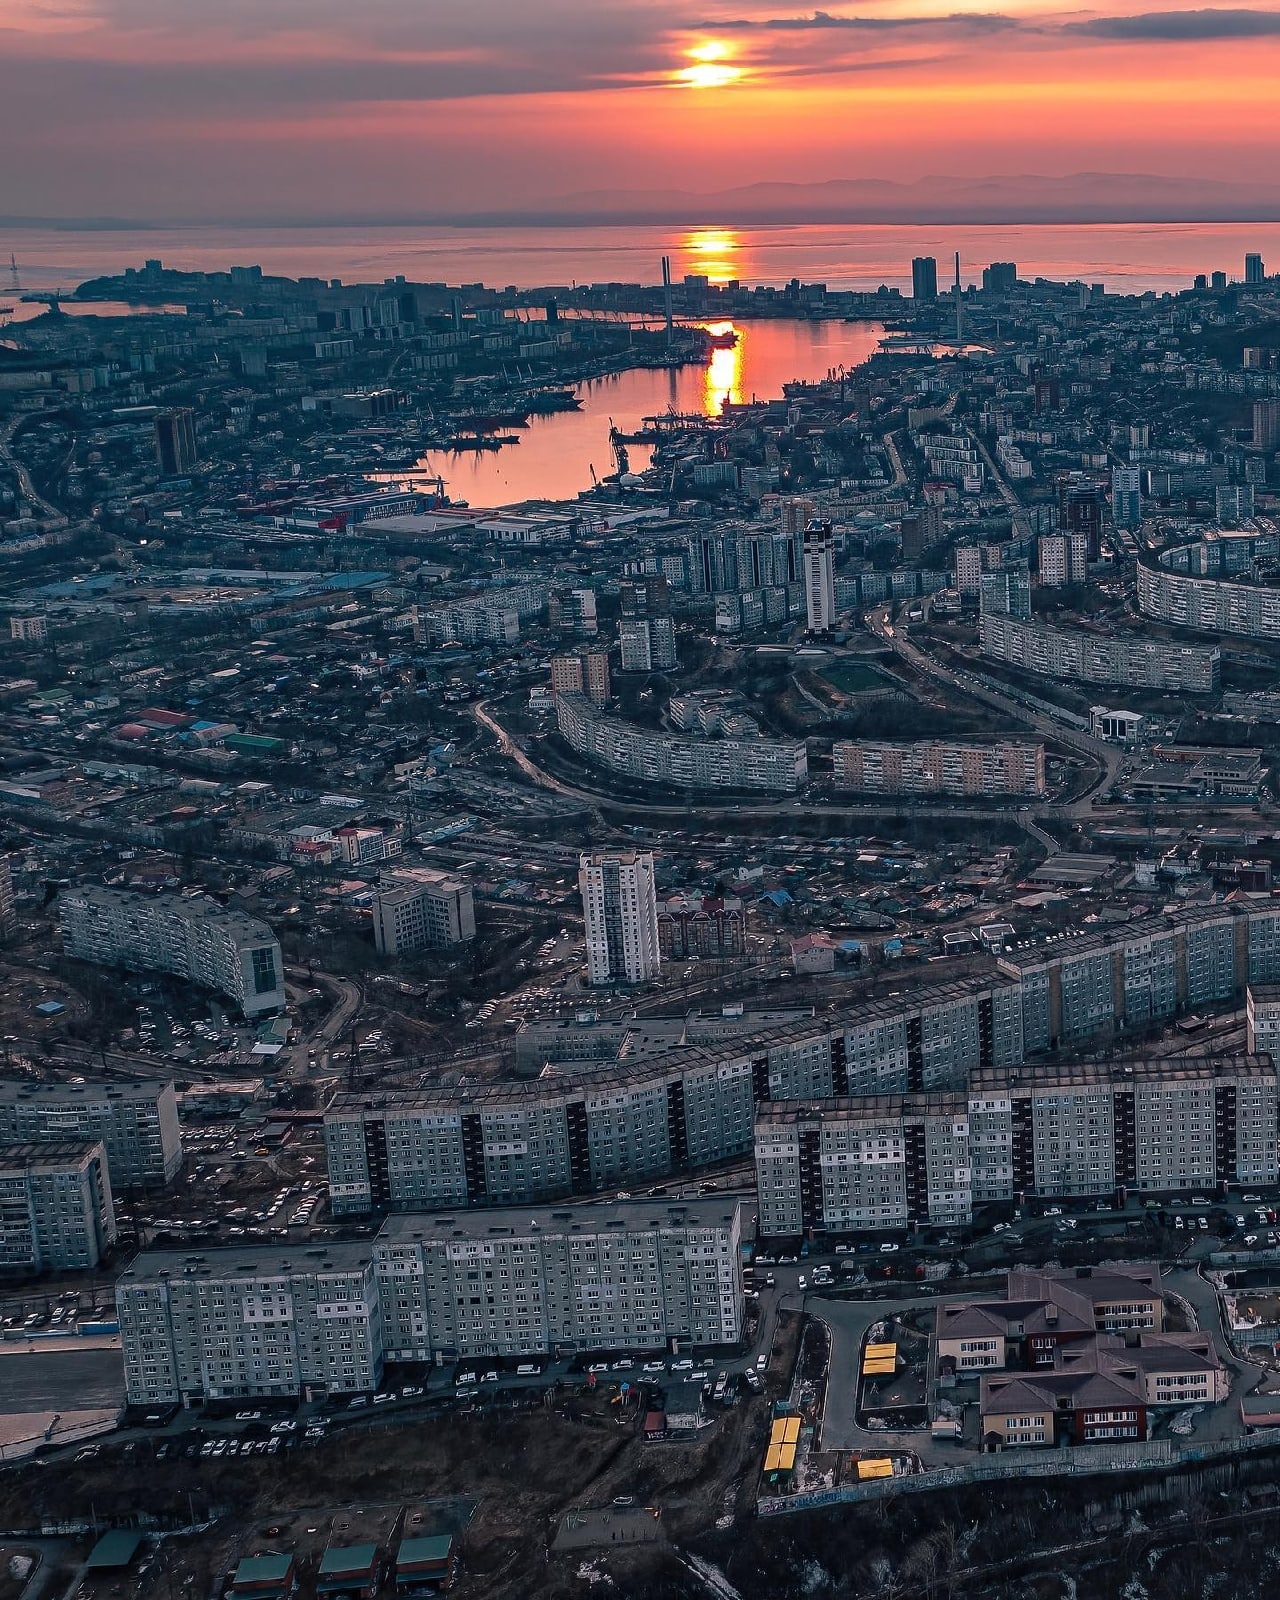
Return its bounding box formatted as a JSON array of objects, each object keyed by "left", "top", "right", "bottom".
[
  {"left": 708, "top": 9, "right": 1022, "bottom": 29},
  {"left": 1064, "top": 6, "right": 1280, "bottom": 35}
]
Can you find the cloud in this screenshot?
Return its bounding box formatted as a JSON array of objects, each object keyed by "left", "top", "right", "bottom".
[
  {"left": 705, "top": 9, "right": 1022, "bottom": 30},
  {"left": 1064, "top": 6, "right": 1280, "bottom": 35}
]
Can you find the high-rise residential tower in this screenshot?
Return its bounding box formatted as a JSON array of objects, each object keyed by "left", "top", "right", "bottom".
[
  {"left": 579, "top": 851, "right": 661, "bottom": 987},
  {"left": 803, "top": 523, "right": 836, "bottom": 633}
]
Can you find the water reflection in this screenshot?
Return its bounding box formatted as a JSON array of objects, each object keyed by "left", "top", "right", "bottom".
[
  {"left": 702, "top": 321, "right": 743, "bottom": 415},
  {"left": 683, "top": 228, "right": 742, "bottom": 283}
]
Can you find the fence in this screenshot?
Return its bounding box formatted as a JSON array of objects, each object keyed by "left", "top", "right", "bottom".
[{"left": 758, "top": 1429, "right": 1280, "bottom": 1517}]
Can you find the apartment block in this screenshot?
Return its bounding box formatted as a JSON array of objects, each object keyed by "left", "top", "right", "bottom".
[
  {"left": 1038, "top": 533, "right": 1090, "bottom": 586},
  {"left": 0, "top": 1079, "right": 182, "bottom": 1190},
  {"left": 754, "top": 1097, "right": 974, "bottom": 1238},
  {"left": 322, "top": 979, "right": 1023, "bottom": 1215},
  {"left": 979, "top": 612, "right": 1220, "bottom": 693},
  {"left": 117, "top": 1201, "right": 743, "bottom": 1402},
  {"left": 1246, "top": 983, "right": 1280, "bottom": 1054},
  {"left": 1138, "top": 558, "right": 1280, "bottom": 643},
  {"left": 373, "top": 869, "right": 476, "bottom": 955},
  {"left": 549, "top": 647, "right": 611, "bottom": 705},
  {"left": 555, "top": 692, "right": 808, "bottom": 794},
  {"left": 967, "top": 1057, "right": 1278, "bottom": 1201},
  {"left": 0, "top": 1142, "right": 116, "bottom": 1272},
  {"left": 998, "top": 905, "right": 1258, "bottom": 1051},
  {"left": 59, "top": 887, "right": 285, "bottom": 1018},
  {"left": 762, "top": 1057, "right": 1276, "bottom": 1235},
  {"left": 579, "top": 850, "right": 660, "bottom": 986},
  {"left": 832, "top": 739, "right": 1046, "bottom": 799},
  {"left": 375, "top": 1199, "right": 742, "bottom": 1362},
  {"left": 116, "top": 1242, "right": 382, "bottom": 1406}
]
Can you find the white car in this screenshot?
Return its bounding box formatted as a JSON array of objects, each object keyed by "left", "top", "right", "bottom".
[
  {"left": 671, "top": 1358, "right": 694, "bottom": 1371},
  {"left": 879, "top": 1243, "right": 899, "bottom": 1253},
  {"left": 455, "top": 1371, "right": 477, "bottom": 1386},
  {"left": 642, "top": 1361, "right": 665, "bottom": 1373},
  {"left": 270, "top": 1420, "right": 297, "bottom": 1434},
  {"left": 797, "top": 1275, "right": 807, "bottom": 1289},
  {"left": 587, "top": 1363, "right": 609, "bottom": 1374},
  {"left": 235, "top": 1410, "right": 262, "bottom": 1421}
]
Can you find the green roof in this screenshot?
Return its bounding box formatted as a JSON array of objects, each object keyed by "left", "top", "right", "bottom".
[
  {"left": 319, "top": 1544, "right": 379, "bottom": 1579},
  {"left": 397, "top": 1534, "right": 453, "bottom": 1569},
  {"left": 86, "top": 1530, "right": 143, "bottom": 1571},
  {"left": 225, "top": 733, "right": 285, "bottom": 752},
  {"left": 233, "top": 1554, "right": 294, "bottom": 1586}
]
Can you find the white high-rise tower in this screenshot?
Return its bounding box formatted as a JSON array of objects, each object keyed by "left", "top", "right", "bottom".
[
  {"left": 579, "top": 851, "right": 661, "bottom": 986},
  {"left": 803, "top": 523, "right": 836, "bottom": 633}
]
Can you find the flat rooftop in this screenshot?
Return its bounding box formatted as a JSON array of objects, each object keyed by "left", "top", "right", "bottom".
[
  {"left": 374, "top": 1197, "right": 743, "bottom": 1245},
  {"left": 118, "top": 1241, "right": 375, "bottom": 1284}
]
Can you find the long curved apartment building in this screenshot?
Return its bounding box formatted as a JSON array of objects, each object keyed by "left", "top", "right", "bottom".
[{"left": 325, "top": 902, "right": 1280, "bottom": 1220}]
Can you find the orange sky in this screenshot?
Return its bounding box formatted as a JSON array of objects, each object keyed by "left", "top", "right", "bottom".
[{"left": 2, "top": 0, "right": 1280, "bottom": 219}]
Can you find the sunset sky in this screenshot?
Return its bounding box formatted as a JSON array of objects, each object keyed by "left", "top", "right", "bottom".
[{"left": 3, "top": 0, "right": 1280, "bottom": 221}]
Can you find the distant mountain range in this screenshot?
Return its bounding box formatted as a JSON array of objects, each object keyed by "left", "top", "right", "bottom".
[
  {"left": 7, "top": 173, "right": 1280, "bottom": 231},
  {"left": 456, "top": 173, "right": 1280, "bottom": 226}
]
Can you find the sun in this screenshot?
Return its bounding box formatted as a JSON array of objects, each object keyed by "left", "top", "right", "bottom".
[{"left": 677, "top": 40, "right": 743, "bottom": 89}]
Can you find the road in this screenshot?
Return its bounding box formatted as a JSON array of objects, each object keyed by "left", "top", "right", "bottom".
[
  {"left": 0, "top": 1345, "right": 124, "bottom": 1412},
  {"left": 0, "top": 413, "right": 69, "bottom": 527},
  {"left": 284, "top": 966, "right": 362, "bottom": 1076},
  {"left": 865, "top": 606, "right": 1124, "bottom": 813},
  {"left": 472, "top": 695, "right": 1085, "bottom": 837}
]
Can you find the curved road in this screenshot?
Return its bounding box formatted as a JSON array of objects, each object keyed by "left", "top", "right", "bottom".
[
  {"left": 0, "top": 414, "right": 69, "bottom": 527},
  {"left": 473, "top": 698, "right": 1082, "bottom": 843}
]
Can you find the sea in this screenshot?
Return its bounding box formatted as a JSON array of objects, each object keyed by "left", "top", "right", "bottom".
[
  {"left": 4, "top": 217, "right": 1276, "bottom": 506},
  {"left": 4, "top": 218, "right": 1280, "bottom": 299}
]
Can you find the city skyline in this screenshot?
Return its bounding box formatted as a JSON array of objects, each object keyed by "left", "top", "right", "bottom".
[{"left": 4, "top": 0, "right": 1280, "bottom": 222}]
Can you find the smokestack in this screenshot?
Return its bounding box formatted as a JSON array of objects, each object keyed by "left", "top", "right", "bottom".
[
  {"left": 661, "top": 255, "right": 673, "bottom": 350},
  {"left": 954, "top": 252, "right": 963, "bottom": 346}
]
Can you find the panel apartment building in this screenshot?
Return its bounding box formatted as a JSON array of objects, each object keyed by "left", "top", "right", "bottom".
[
  {"left": 0, "top": 1142, "right": 117, "bottom": 1272},
  {"left": 555, "top": 692, "right": 808, "bottom": 795},
  {"left": 117, "top": 1200, "right": 743, "bottom": 1404},
  {"left": 832, "top": 739, "right": 1046, "bottom": 799},
  {"left": 375, "top": 1199, "right": 742, "bottom": 1363},
  {"left": 323, "top": 980, "right": 1025, "bottom": 1215},
  {"left": 59, "top": 887, "right": 286, "bottom": 1018},
  {"left": 324, "top": 903, "right": 1280, "bottom": 1218},
  {"left": 116, "top": 1242, "right": 383, "bottom": 1407},
  {"left": 372, "top": 869, "right": 476, "bottom": 956},
  {"left": 755, "top": 1056, "right": 1277, "bottom": 1237},
  {"left": 979, "top": 613, "right": 1220, "bottom": 693},
  {"left": 0, "top": 1079, "right": 182, "bottom": 1190},
  {"left": 579, "top": 850, "right": 661, "bottom": 986}
]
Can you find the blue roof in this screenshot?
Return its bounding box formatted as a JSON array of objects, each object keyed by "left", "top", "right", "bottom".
[{"left": 761, "top": 890, "right": 792, "bottom": 906}]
